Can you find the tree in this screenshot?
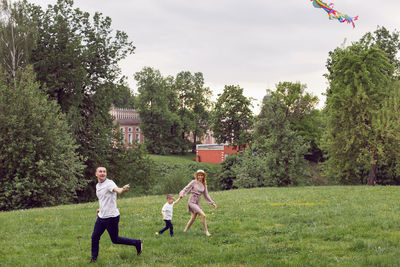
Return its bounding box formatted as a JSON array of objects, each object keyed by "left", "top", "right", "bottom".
[
  {"left": 29, "top": 0, "right": 136, "bottom": 199},
  {"left": 322, "top": 43, "right": 394, "bottom": 185},
  {"left": 372, "top": 81, "right": 400, "bottom": 185},
  {"left": 112, "top": 77, "right": 136, "bottom": 109},
  {"left": 0, "top": 0, "right": 38, "bottom": 84},
  {"left": 218, "top": 153, "right": 239, "bottom": 190},
  {"left": 175, "top": 71, "right": 211, "bottom": 153},
  {"left": 0, "top": 66, "right": 85, "bottom": 211},
  {"left": 358, "top": 26, "right": 400, "bottom": 77},
  {"left": 210, "top": 85, "right": 253, "bottom": 150},
  {"left": 272, "top": 82, "right": 321, "bottom": 161},
  {"left": 252, "top": 92, "right": 309, "bottom": 186},
  {"left": 134, "top": 67, "right": 182, "bottom": 154}
]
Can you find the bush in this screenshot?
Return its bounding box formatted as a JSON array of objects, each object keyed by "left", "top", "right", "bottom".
[
  {"left": 150, "top": 161, "right": 222, "bottom": 195},
  {"left": 0, "top": 67, "right": 85, "bottom": 211},
  {"left": 152, "top": 166, "right": 193, "bottom": 195},
  {"left": 218, "top": 154, "right": 239, "bottom": 190}
]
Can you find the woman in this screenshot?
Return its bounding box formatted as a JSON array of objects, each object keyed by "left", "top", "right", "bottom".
[{"left": 179, "top": 169, "right": 217, "bottom": 236}]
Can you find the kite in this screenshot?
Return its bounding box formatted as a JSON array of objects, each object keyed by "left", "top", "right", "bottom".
[{"left": 311, "top": 0, "right": 358, "bottom": 28}]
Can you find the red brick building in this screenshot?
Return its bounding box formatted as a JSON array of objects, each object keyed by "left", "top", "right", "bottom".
[{"left": 195, "top": 144, "right": 241, "bottom": 164}]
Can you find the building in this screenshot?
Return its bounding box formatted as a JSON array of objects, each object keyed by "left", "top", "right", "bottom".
[
  {"left": 110, "top": 107, "right": 239, "bottom": 164},
  {"left": 187, "top": 129, "right": 217, "bottom": 145},
  {"left": 196, "top": 144, "right": 241, "bottom": 164},
  {"left": 109, "top": 106, "right": 144, "bottom": 145}
]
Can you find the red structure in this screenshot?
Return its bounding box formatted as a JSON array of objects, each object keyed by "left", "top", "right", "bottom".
[{"left": 196, "top": 144, "right": 241, "bottom": 164}]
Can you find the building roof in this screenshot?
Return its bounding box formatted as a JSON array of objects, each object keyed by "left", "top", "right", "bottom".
[{"left": 110, "top": 107, "right": 141, "bottom": 123}]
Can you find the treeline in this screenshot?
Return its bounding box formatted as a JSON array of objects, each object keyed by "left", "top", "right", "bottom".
[{"left": 217, "top": 26, "right": 400, "bottom": 189}]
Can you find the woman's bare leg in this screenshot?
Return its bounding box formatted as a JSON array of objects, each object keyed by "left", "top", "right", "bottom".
[
  {"left": 184, "top": 212, "right": 197, "bottom": 232},
  {"left": 199, "top": 211, "right": 211, "bottom": 236}
]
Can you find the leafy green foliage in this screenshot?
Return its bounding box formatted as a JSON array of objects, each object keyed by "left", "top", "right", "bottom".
[
  {"left": 374, "top": 82, "right": 400, "bottom": 184},
  {"left": 217, "top": 153, "right": 239, "bottom": 190},
  {"left": 27, "top": 0, "right": 140, "bottom": 199},
  {"left": 112, "top": 79, "right": 136, "bottom": 109},
  {"left": 0, "top": 67, "right": 84, "bottom": 210},
  {"left": 273, "top": 82, "right": 321, "bottom": 162},
  {"left": 249, "top": 90, "right": 310, "bottom": 187},
  {"left": 106, "top": 144, "right": 155, "bottom": 196},
  {"left": 358, "top": 26, "right": 400, "bottom": 77},
  {"left": 134, "top": 67, "right": 182, "bottom": 154},
  {"left": 211, "top": 85, "right": 253, "bottom": 149},
  {"left": 175, "top": 71, "right": 212, "bottom": 153},
  {"left": 151, "top": 165, "right": 193, "bottom": 195},
  {"left": 0, "top": 0, "right": 38, "bottom": 80},
  {"left": 323, "top": 43, "right": 395, "bottom": 184}
]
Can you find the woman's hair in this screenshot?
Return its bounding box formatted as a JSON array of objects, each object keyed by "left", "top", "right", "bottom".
[{"left": 195, "top": 173, "right": 207, "bottom": 187}]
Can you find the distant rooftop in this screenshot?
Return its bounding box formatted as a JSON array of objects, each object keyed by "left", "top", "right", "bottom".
[{"left": 110, "top": 107, "right": 140, "bottom": 121}]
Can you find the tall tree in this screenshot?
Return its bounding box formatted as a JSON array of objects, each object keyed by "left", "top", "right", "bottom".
[
  {"left": 112, "top": 77, "right": 136, "bottom": 109},
  {"left": 175, "top": 71, "right": 211, "bottom": 153},
  {"left": 375, "top": 81, "right": 400, "bottom": 184},
  {"left": 358, "top": 26, "right": 400, "bottom": 77},
  {"left": 29, "top": 0, "right": 136, "bottom": 198},
  {"left": 252, "top": 91, "right": 309, "bottom": 186},
  {"left": 134, "top": 67, "right": 181, "bottom": 154},
  {"left": 0, "top": 66, "right": 84, "bottom": 210},
  {"left": 323, "top": 44, "right": 394, "bottom": 185},
  {"left": 273, "top": 82, "right": 321, "bottom": 162},
  {"left": 210, "top": 85, "right": 253, "bottom": 150},
  {"left": 0, "top": 0, "right": 38, "bottom": 84}
]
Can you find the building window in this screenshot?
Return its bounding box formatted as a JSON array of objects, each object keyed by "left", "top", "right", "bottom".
[
  {"left": 128, "top": 127, "right": 132, "bottom": 132},
  {"left": 206, "top": 134, "right": 210, "bottom": 143},
  {"left": 136, "top": 127, "right": 140, "bottom": 132},
  {"left": 128, "top": 133, "right": 132, "bottom": 144},
  {"left": 136, "top": 133, "right": 140, "bottom": 140},
  {"left": 120, "top": 127, "right": 124, "bottom": 132}
]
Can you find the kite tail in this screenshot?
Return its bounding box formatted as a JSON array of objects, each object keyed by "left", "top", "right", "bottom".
[{"left": 310, "top": 0, "right": 358, "bottom": 28}]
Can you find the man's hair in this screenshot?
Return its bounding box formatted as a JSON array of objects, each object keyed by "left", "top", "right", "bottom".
[
  {"left": 166, "top": 194, "right": 174, "bottom": 199},
  {"left": 95, "top": 166, "right": 106, "bottom": 173}
]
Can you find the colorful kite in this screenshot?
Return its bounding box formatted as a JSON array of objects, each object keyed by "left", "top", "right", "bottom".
[{"left": 311, "top": 0, "right": 358, "bottom": 28}]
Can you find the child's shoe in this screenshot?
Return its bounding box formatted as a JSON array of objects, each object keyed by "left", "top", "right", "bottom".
[{"left": 155, "top": 232, "right": 159, "bottom": 237}]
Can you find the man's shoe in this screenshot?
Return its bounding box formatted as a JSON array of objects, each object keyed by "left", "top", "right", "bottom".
[
  {"left": 90, "top": 258, "right": 97, "bottom": 263},
  {"left": 137, "top": 240, "right": 143, "bottom": 255}
]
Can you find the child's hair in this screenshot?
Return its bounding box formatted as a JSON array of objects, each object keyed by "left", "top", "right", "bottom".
[{"left": 166, "top": 194, "right": 174, "bottom": 199}]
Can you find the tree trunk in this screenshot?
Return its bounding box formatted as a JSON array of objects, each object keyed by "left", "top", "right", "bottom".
[
  {"left": 192, "top": 132, "right": 197, "bottom": 154},
  {"left": 367, "top": 155, "right": 378, "bottom": 186}
]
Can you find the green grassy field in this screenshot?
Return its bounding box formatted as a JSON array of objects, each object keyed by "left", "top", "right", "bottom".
[
  {"left": 1, "top": 186, "right": 400, "bottom": 266},
  {"left": 149, "top": 153, "right": 218, "bottom": 169}
]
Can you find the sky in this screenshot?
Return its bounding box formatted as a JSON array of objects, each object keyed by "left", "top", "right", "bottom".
[{"left": 29, "top": 0, "right": 400, "bottom": 113}]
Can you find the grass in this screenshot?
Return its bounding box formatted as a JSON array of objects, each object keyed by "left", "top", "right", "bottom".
[
  {"left": 149, "top": 153, "right": 197, "bottom": 165},
  {"left": 149, "top": 153, "right": 218, "bottom": 169},
  {"left": 2, "top": 186, "right": 400, "bottom": 266}
]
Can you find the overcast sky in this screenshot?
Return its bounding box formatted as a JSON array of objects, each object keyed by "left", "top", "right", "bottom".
[{"left": 30, "top": 0, "right": 400, "bottom": 113}]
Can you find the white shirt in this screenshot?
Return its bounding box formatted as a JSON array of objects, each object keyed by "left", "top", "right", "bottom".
[
  {"left": 162, "top": 202, "right": 176, "bottom": 220},
  {"left": 96, "top": 179, "right": 119, "bottom": 218}
]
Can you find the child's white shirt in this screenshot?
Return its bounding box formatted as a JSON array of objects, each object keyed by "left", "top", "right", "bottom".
[{"left": 162, "top": 201, "right": 177, "bottom": 220}]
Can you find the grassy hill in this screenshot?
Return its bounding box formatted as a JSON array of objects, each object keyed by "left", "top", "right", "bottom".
[
  {"left": 149, "top": 153, "right": 218, "bottom": 169},
  {"left": 1, "top": 186, "right": 400, "bottom": 266}
]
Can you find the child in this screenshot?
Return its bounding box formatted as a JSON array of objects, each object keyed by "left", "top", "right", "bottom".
[{"left": 156, "top": 194, "right": 180, "bottom": 237}]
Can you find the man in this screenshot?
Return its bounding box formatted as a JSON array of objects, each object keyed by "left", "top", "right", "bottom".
[{"left": 90, "top": 166, "right": 142, "bottom": 263}]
